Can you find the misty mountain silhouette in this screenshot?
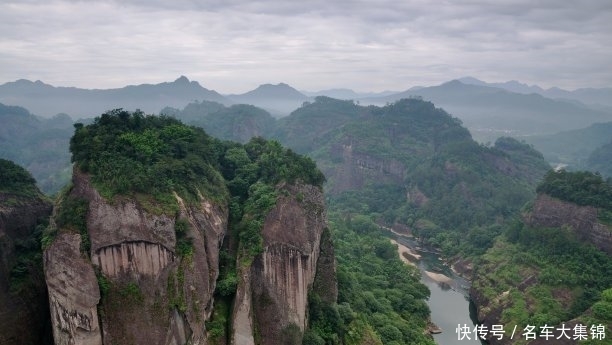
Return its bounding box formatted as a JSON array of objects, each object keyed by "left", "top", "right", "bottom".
[
  {"left": 360, "top": 80, "right": 612, "bottom": 140},
  {"left": 458, "top": 76, "right": 612, "bottom": 108},
  {"left": 227, "top": 83, "right": 309, "bottom": 117},
  {"left": 0, "top": 76, "right": 230, "bottom": 118}
]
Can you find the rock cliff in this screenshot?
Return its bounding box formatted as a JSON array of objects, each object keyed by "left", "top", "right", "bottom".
[
  {"left": 44, "top": 172, "right": 330, "bottom": 345},
  {"left": 470, "top": 192, "right": 612, "bottom": 345},
  {"left": 45, "top": 231, "right": 102, "bottom": 345},
  {"left": 326, "top": 142, "right": 406, "bottom": 194},
  {"left": 525, "top": 194, "right": 612, "bottom": 255},
  {"left": 44, "top": 169, "right": 228, "bottom": 345},
  {"left": 41, "top": 111, "right": 334, "bottom": 345},
  {"left": 231, "top": 183, "right": 332, "bottom": 345},
  {"left": 0, "top": 192, "right": 53, "bottom": 345}
]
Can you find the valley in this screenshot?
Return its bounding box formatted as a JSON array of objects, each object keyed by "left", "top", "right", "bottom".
[{"left": 0, "top": 76, "right": 611, "bottom": 345}]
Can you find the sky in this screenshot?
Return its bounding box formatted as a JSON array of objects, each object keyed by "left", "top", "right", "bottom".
[{"left": 1, "top": 0, "right": 611, "bottom": 94}]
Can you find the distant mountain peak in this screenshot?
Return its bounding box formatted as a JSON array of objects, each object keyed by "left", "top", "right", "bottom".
[
  {"left": 174, "top": 75, "right": 190, "bottom": 84},
  {"left": 0, "top": 76, "right": 231, "bottom": 117},
  {"left": 256, "top": 82, "right": 294, "bottom": 90},
  {"left": 440, "top": 79, "right": 467, "bottom": 88},
  {"left": 239, "top": 83, "right": 306, "bottom": 99},
  {"left": 458, "top": 76, "right": 487, "bottom": 86}
]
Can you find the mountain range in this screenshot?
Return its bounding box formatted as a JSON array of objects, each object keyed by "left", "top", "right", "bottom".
[
  {"left": 458, "top": 76, "right": 612, "bottom": 109},
  {"left": 359, "top": 80, "right": 612, "bottom": 140},
  {"left": 0, "top": 76, "right": 230, "bottom": 118},
  {"left": 525, "top": 121, "right": 612, "bottom": 171},
  {"left": 2, "top": 76, "right": 611, "bottom": 142}
]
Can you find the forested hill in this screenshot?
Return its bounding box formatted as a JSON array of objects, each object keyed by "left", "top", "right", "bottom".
[
  {"left": 0, "top": 95, "right": 551, "bottom": 259},
  {"left": 168, "top": 96, "right": 551, "bottom": 256},
  {"left": 161, "top": 100, "right": 276, "bottom": 143},
  {"left": 525, "top": 121, "right": 612, "bottom": 174},
  {"left": 69, "top": 109, "right": 324, "bottom": 207},
  {"left": 472, "top": 170, "right": 612, "bottom": 344},
  {"left": 283, "top": 98, "right": 551, "bottom": 255},
  {"left": 45, "top": 110, "right": 336, "bottom": 345}
]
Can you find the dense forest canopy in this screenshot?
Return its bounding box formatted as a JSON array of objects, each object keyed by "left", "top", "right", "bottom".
[
  {"left": 2, "top": 81, "right": 611, "bottom": 345},
  {"left": 536, "top": 170, "right": 612, "bottom": 210},
  {"left": 322, "top": 214, "right": 435, "bottom": 345},
  {"left": 162, "top": 97, "right": 551, "bottom": 259},
  {"left": 70, "top": 109, "right": 228, "bottom": 209},
  {"left": 472, "top": 170, "right": 612, "bottom": 340},
  {"left": 0, "top": 158, "right": 39, "bottom": 197},
  {"left": 69, "top": 109, "right": 324, "bottom": 211},
  {"left": 275, "top": 98, "right": 551, "bottom": 256}
]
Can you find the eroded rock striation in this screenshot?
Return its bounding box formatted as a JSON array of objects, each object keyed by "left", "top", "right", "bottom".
[
  {"left": 231, "top": 182, "right": 333, "bottom": 345},
  {"left": 42, "top": 111, "right": 334, "bottom": 345},
  {"left": 44, "top": 170, "right": 228, "bottom": 345},
  {"left": 44, "top": 173, "right": 333, "bottom": 345},
  {"left": 45, "top": 232, "right": 102, "bottom": 345}
]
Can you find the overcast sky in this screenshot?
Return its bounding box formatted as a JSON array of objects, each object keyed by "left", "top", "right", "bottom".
[{"left": 1, "top": 0, "right": 611, "bottom": 93}]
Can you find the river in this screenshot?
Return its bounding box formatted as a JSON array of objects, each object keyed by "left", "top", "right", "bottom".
[{"left": 392, "top": 234, "right": 486, "bottom": 345}]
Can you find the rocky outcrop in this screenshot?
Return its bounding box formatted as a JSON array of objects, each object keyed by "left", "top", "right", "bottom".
[
  {"left": 525, "top": 194, "right": 612, "bottom": 255},
  {"left": 0, "top": 194, "right": 53, "bottom": 345},
  {"left": 92, "top": 241, "right": 174, "bottom": 278},
  {"left": 231, "top": 183, "right": 331, "bottom": 345},
  {"left": 44, "top": 169, "right": 228, "bottom": 345},
  {"left": 312, "top": 227, "right": 338, "bottom": 304},
  {"left": 327, "top": 143, "right": 406, "bottom": 193},
  {"left": 45, "top": 232, "right": 102, "bottom": 345},
  {"left": 470, "top": 192, "right": 612, "bottom": 345}
]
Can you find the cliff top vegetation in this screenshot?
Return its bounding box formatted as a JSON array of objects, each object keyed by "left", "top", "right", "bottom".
[
  {"left": 69, "top": 109, "right": 324, "bottom": 213},
  {"left": 536, "top": 169, "right": 612, "bottom": 210}
]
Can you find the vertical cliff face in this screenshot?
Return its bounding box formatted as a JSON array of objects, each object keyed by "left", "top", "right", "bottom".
[
  {"left": 35, "top": 110, "right": 335, "bottom": 345},
  {"left": 44, "top": 170, "right": 228, "bottom": 345},
  {"left": 0, "top": 193, "right": 53, "bottom": 345},
  {"left": 325, "top": 142, "right": 406, "bottom": 194},
  {"left": 525, "top": 194, "right": 612, "bottom": 255},
  {"left": 44, "top": 232, "right": 102, "bottom": 345},
  {"left": 231, "top": 183, "right": 331, "bottom": 345}
]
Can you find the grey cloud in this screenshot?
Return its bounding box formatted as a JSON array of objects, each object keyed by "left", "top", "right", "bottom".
[{"left": 0, "top": 0, "right": 611, "bottom": 92}]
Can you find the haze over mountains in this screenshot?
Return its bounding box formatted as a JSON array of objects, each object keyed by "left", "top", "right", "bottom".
[
  {"left": 1, "top": 75, "right": 611, "bottom": 143},
  {"left": 363, "top": 80, "right": 612, "bottom": 141},
  {"left": 0, "top": 76, "right": 612, "bottom": 118},
  {"left": 226, "top": 83, "right": 309, "bottom": 116},
  {"left": 458, "top": 76, "right": 612, "bottom": 109},
  {"left": 0, "top": 76, "right": 230, "bottom": 118},
  {"left": 1, "top": 74, "right": 611, "bottom": 345}
]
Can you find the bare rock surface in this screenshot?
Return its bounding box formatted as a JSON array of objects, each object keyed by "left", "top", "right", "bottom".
[
  {"left": 232, "top": 182, "right": 330, "bottom": 345},
  {"left": 45, "top": 169, "right": 228, "bottom": 345},
  {"left": 526, "top": 194, "right": 612, "bottom": 254},
  {"left": 44, "top": 232, "right": 102, "bottom": 345}
]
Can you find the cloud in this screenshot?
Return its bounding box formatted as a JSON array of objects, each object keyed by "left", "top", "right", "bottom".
[{"left": 0, "top": 0, "right": 610, "bottom": 92}]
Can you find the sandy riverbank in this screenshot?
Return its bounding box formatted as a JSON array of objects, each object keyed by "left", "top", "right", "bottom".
[
  {"left": 390, "top": 239, "right": 422, "bottom": 266},
  {"left": 424, "top": 271, "right": 453, "bottom": 284}
]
